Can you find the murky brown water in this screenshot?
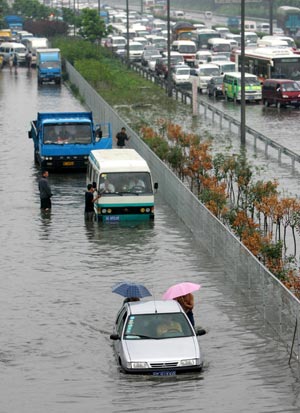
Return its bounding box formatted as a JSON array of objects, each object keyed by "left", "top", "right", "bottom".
[{"left": 1, "top": 66, "right": 300, "bottom": 412}]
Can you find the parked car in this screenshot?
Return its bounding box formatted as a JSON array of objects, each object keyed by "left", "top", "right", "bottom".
[
  {"left": 110, "top": 300, "right": 206, "bottom": 375},
  {"left": 262, "top": 79, "right": 300, "bottom": 108},
  {"left": 207, "top": 75, "right": 225, "bottom": 98}
]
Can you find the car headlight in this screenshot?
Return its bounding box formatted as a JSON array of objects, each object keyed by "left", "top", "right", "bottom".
[
  {"left": 283, "top": 95, "right": 289, "bottom": 98},
  {"left": 179, "top": 358, "right": 198, "bottom": 367},
  {"left": 127, "top": 361, "right": 149, "bottom": 369}
]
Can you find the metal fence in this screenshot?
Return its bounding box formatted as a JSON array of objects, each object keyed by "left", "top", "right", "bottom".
[
  {"left": 66, "top": 61, "right": 300, "bottom": 367},
  {"left": 129, "top": 62, "right": 300, "bottom": 171}
]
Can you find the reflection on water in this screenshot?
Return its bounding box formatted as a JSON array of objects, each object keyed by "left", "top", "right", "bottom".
[{"left": 1, "top": 67, "right": 300, "bottom": 412}]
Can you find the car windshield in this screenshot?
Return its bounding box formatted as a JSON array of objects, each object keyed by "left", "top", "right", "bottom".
[
  {"left": 199, "top": 67, "right": 220, "bottom": 76},
  {"left": 282, "top": 82, "right": 300, "bottom": 91},
  {"left": 212, "top": 76, "right": 223, "bottom": 84},
  {"left": 220, "top": 63, "right": 235, "bottom": 72},
  {"left": 130, "top": 44, "right": 144, "bottom": 51},
  {"left": 178, "top": 45, "right": 196, "bottom": 53},
  {"left": 176, "top": 68, "right": 190, "bottom": 75},
  {"left": 244, "top": 77, "right": 260, "bottom": 86},
  {"left": 124, "top": 313, "right": 194, "bottom": 339}
]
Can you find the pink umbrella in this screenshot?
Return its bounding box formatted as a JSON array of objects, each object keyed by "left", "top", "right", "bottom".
[{"left": 162, "top": 282, "right": 201, "bottom": 300}]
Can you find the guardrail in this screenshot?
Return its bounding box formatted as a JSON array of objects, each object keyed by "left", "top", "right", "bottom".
[
  {"left": 129, "top": 61, "right": 300, "bottom": 171},
  {"left": 66, "top": 60, "right": 300, "bottom": 370}
]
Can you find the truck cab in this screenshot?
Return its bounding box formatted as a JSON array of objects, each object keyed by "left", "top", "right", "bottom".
[{"left": 28, "top": 112, "right": 112, "bottom": 170}]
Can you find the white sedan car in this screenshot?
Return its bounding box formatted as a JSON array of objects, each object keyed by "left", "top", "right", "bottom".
[{"left": 110, "top": 300, "right": 206, "bottom": 375}]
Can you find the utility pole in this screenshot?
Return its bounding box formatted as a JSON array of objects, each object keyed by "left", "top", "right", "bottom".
[
  {"left": 269, "top": 0, "right": 273, "bottom": 35},
  {"left": 126, "top": 0, "right": 130, "bottom": 66},
  {"left": 240, "top": 0, "right": 246, "bottom": 146},
  {"left": 166, "top": 0, "right": 172, "bottom": 97}
]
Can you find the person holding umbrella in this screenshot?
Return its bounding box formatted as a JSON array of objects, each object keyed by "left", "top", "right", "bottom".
[
  {"left": 175, "top": 294, "right": 195, "bottom": 327},
  {"left": 162, "top": 282, "right": 201, "bottom": 328},
  {"left": 112, "top": 281, "right": 151, "bottom": 304}
]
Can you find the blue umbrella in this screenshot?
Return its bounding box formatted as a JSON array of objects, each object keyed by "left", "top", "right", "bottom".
[{"left": 112, "top": 281, "right": 152, "bottom": 298}]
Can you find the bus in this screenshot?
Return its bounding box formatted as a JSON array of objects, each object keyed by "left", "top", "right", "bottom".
[
  {"left": 232, "top": 47, "right": 300, "bottom": 82},
  {"left": 87, "top": 149, "right": 157, "bottom": 222},
  {"left": 191, "top": 29, "right": 221, "bottom": 50}
]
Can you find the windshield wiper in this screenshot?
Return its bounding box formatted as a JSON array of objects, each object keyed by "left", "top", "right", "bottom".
[{"left": 125, "top": 334, "right": 155, "bottom": 339}]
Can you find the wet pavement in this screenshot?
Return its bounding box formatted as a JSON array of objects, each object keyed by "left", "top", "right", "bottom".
[{"left": 1, "top": 66, "right": 300, "bottom": 412}]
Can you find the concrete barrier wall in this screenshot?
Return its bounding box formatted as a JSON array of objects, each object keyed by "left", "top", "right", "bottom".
[{"left": 66, "top": 61, "right": 300, "bottom": 365}]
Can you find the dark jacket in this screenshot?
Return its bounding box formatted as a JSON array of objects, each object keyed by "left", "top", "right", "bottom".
[{"left": 39, "top": 177, "right": 52, "bottom": 199}]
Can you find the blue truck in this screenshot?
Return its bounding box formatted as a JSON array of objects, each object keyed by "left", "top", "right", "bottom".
[
  {"left": 28, "top": 112, "right": 112, "bottom": 170},
  {"left": 277, "top": 6, "right": 300, "bottom": 35},
  {"left": 36, "top": 48, "right": 62, "bottom": 85}
]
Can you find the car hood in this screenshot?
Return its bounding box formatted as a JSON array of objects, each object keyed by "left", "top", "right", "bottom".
[{"left": 124, "top": 336, "right": 200, "bottom": 362}]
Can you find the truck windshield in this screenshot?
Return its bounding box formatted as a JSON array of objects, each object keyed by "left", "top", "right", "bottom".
[
  {"left": 98, "top": 172, "right": 153, "bottom": 195},
  {"left": 43, "top": 123, "right": 92, "bottom": 144},
  {"left": 40, "top": 61, "right": 60, "bottom": 69}
]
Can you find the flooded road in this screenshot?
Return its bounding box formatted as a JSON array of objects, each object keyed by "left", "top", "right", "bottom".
[{"left": 1, "top": 66, "right": 300, "bottom": 412}]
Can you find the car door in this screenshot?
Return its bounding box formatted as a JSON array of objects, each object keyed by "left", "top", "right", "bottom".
[{"left": 114, "top": 307, "right": 128, "bottom": 362}]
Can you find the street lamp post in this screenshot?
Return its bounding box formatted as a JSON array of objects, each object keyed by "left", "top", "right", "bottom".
[
  {"left": 240, "top": 0, "right": 246, "bottom": 146},
  {"left": 126, "top": 0, "right": 130, "bottom": 66},
  {"left": 166, "top": 0, "right": 172, "bottom": 97}
]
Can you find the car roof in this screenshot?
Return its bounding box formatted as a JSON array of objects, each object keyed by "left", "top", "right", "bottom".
[{"left": 127, "top": 300, "right": 183, "bottom": 315}]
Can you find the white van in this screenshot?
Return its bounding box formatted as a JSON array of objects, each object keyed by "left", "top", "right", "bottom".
[
  {"left": 244, "top": 20, "right": 257, "bottom": 31},
  {"left": 259, "top": 35, "right": 296, "bottom": 49},
  {"left": 257, "top": 23, "right": 270, "bottom": 33},
  {"left": 191, "top": 63, "right": 220, "bottom": 93},
  {"left": 0, "top": 42, "right": 27, "bottom": 64},
  {"left": 257, "top": 37, "right": 289, "bottom": 48},
  {"left": 171, "top": 40, "right": 197, "bottom": 64},
  {"left": 195, "top": 50, "right": 212, "bottom": 65},
  {"left": 207, "top": 38, "right": 232, "bottom": 56},
  {"left": 87, "top": 149, "right": 157, "bottom": 222},
  {"left": 128, "top": 41, "right": 144, "bottom": 61},
  {"left": 245, "top": 31, "right": 258, "bottom": 45}
]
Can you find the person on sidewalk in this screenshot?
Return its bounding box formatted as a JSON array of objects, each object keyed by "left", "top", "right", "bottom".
[{"left": 115, "top": 127, "right": 129, "bottom": 148}]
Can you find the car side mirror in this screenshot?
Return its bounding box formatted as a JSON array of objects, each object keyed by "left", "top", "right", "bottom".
[
  {"left": 196, "top": 328, "right": 206, "bottom": 336},
  {"left": 154, "top": 182, "right": 158, "bottom": 191},
  {"left": 110, "top": 333, "right": 120, "bottom": 340},
  {"left": 28, "top": 130, "right": 32, "bottom": 139}
]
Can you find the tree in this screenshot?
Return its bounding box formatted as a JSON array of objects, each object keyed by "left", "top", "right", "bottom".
[
  {"left": 78, "top": 8, "right": 109, "bottom": 43},
  {"left": 0, "top": 0, "right": 9, "bottom": 28},
  {"left": 11, "top": 0, "right": 51, "bottom": 20}
]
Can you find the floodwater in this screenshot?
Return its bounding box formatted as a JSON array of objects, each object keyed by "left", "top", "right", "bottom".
[{"left": 1, "top": 66, "right": 300, "bottom": 412}]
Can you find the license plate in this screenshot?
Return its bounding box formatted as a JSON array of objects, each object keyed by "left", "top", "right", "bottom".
[
  {"left": 152, "top": 371, "right": 176, "bottom": 376},
  {"left": 248, "top": 96, "right": 254, "bottom": 100},
  {"left": 63, "top": 161, "right": 74, "bottom": 166},
  {"left": 105, "top": 215, "right": 120, "bottom": 222}
]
